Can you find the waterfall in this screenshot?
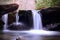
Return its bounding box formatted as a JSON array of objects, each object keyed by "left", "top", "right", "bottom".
[
  {"left": 15, "top": 12, "right": 23, "bottom": 25},
  {"left": 2, "top": 14, "right": 8, "bottom": 30},
  {"left": 32, "top": 10, "right": 43, "bottom": 30},
  {"left": 16, "top": 12, "right": 19, "bottom": 25},
  {"left": 2, "top": 10, "right": 43, "bottom": 31}
]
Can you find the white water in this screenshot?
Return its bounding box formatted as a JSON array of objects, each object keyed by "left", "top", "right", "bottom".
[
  {"left": 2, "top": 10, "right": 43, "bottom": 31},
  {"left": 32, "top": 10, "right": 43, "bottom": 30},
  {"left": 2, "top": 11, "right": 57, "bottom": 40},
  {"left": 2, "top": 14, "right": 8, "bottom": 30},
  {"left": 16, "top": 12, "right": 19, "bottom": 25},
  {"left": 15, "top": 12, "right": 23, "bottom": 25}
]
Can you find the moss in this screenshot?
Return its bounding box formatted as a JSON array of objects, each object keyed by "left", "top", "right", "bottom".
[{"left": 8, "top": 12, "right": 16, "bottom": 25}]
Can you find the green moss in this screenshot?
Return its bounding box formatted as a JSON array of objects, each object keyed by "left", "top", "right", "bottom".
[
  {"left": 35, "top": 0, "right": 60, "bottom": 10},
  {"left": 8, "top": 12, "right": 16, "bottom": 25}
]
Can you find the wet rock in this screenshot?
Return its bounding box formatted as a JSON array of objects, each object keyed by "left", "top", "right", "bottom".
[
  {"left": 8, "top": 12, "right": 16, "bottom": 25},
  {"left": 0, "top": 19, "right": 4, "bottom": 30},
  {"left": 8, "top": 22, "right": 31, "bottom": 30},
  {"left": 16, "top": 36, "right": 25, "bottom": 40},
  {"left": 18, "top": 10, "right": 33, "bottom": 29},
  {"left": 40, "top": 7, "right": 60, "bottom": 31}
]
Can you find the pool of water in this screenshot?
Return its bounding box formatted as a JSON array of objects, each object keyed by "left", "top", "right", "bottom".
[{"left": 0, "top": 30, "right": 59, "bottom": 40}]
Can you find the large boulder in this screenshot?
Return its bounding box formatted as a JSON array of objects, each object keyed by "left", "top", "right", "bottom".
[{"left": 40, "top": 7, "right": 60, "bottom": 31}]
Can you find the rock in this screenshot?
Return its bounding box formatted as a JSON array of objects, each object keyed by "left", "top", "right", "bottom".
[
  {"left": 8, "top": 22, "right": 31, "bottom": 30},
  {"left": 0, "top": 19, "right": 4, "bottom": 30},
  {"left": 40, "top": 7, "right": 60, "bottom": 31},
  {"left": 0, "top": 4, "right": 19, "bottom": 15},
  {"left": 16, "top": 36, "right": 25, "bottom": 40}
]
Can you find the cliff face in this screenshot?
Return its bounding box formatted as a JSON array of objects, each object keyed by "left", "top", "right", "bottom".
[
  {"left": 15, "top": 0, "right": 35, "bottom": 10},
  {"left": 0, "top": 0, "right": 14, "bottom": 5},
  {"left": 0, "top": 0, "right": 60, "bottom": 10},
  {"left": 0, "top": 0, "right": 35, "bottom": 10}
]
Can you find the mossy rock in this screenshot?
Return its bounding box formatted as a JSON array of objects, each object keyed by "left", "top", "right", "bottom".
[{"left": 8, "top": 12, "right": 16, "bottom": 25}]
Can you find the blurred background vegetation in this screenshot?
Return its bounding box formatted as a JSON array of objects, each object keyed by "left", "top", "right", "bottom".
[{"left": 35, "top": 0, "right": 60, "bottom": 10}]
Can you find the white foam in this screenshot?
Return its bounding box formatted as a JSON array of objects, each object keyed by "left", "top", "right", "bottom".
[{"left": 32, "top": 10, "right": 43, "bottom": 30}]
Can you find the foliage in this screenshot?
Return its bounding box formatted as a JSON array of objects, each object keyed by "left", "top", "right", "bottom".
[{"left": 35, "top": 0, "right": 60, "bottom": 10}]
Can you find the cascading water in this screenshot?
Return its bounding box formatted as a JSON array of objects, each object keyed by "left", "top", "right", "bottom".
[
  {"left": 2, "top": 14, "right": 8, "bottom": 30},
  {"left": 15, "top": 12, "right": 23, "bottom": 25},
  {"left": 2, "top": 10, "right": 58, "bottom": 40},
  {"left": 16, "top": 12, "right": 19, "bottom": 25},
  {"left": 2, "top": 10, "right": 43, "bottom": 31},
  {"left": 32, "top": 10, "right": 43, "bottom": 30}
]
